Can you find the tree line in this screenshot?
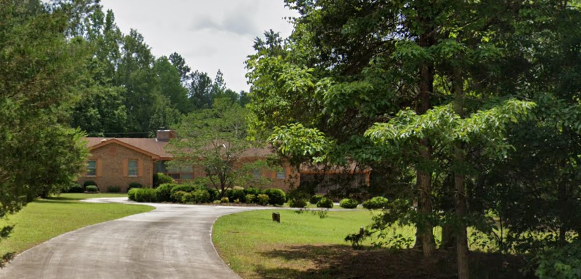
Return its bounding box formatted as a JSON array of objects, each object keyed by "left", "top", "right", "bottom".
[{"left": 68, "top": 1, "right": 249, "bottom": 137}]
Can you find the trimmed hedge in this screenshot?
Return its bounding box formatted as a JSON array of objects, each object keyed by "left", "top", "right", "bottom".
[
  {"left": 67, "top": 184, "right": 84, "bottom": 193},
  {"left": 245, "top": 194, "right": 256, "bottom": 204},
  {"left": 264, "top": 188, "right": 286, "bottom": 206},
  {"left": 339, "top": 198, "right": 359, "bottom": 209},
  {"left": 155, "top": 183, "right": 177, "bottom": 202},
  {"left": 256, "top": 194, "right": 269, "bottom": 206},
  {"left": 193, "top": 189, "right": 211, "bottom": 203},
  {"left": 309, "top": 195, "right": 324, "bottom": 205},
  {"left": 362, "top": 196, "right": 389, "bottom": 209},
  {"left": 153, "top": 172, "right": 174, "bottom": 187},
  {"left": 129, "top": 188, "right": 157, "bottom": 202},
  {"left": 317, "top": 197, "right": 334, "bottom": 208},
  {"left": 289, "top": 199, "right": 308, "bottom": 208},
  {"left": 170, "top": 185, "right": 195, "bottom": 195},
  {"left": 83, "top": 180, "right": 97, "bottom": 187},
  {"left": 128, "top": 182, "right": 143, "bottom": 192}
]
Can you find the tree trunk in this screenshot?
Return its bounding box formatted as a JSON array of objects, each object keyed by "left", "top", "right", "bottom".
[
  {"left": 454, "top": 68, "right": 469, "bottom": 279},
  {"left": 418, "top": 140, "right": 435, "bottom": 257}
]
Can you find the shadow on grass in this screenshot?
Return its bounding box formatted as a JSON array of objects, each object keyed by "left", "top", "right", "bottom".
[{"left": 255, "top": 245, "right": 536, "bottom": 279}]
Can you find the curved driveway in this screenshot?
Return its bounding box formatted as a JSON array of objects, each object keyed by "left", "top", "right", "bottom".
[{"left": 0, "top": 198, "right": 262, "bottom": 279}]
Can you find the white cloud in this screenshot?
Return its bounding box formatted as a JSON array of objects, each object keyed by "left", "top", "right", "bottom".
[{"left": 100, "top": 0, "right": 297, "bottom": 92}]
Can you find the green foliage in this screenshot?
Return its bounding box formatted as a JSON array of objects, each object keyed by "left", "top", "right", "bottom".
[
  {"left": 168, "top": 98, "right": 273, "bottom": 195},
  {"left": 181, "top": 192, "right": 194, "bottom": 204},
  {"left": 256, "top": 194, "right": 270, "bottom": 206},
  {"left": 362, "top": 197, "right": 389, "bottom": 210},
  {"left": 132, "top": 188, "right": 157, "bottom": 203},
  {"left": 172, "top": 191, "right": 188, "bottom": 204},
  {"left": 193, "top": 189, "right": 211, "bottom": 203},
  {"left": 339, "top": 198, "right": 359, "bottom": 209},
  {"left": 128, "top": 188, "right": 138, "bottom": 201},
  {"left": 83, "top": 181, "right": 97, "bottom": 187},
  {"left": 228, "top": 189, "right": 247, "bottom": 203},
  {"left": 316, "top": 197, "right": 334, "bottom": 209},
  {"left": 535, "top": 241, "right": 581, "bottom": 279},
  {"left": 309, "top": 195, "right": 324, "bottom": 205},
  {"left": 264, "top": 189, "right": 286, "bottom": 206},
  {"left": 289, "top": 199, "right": 308, "bottom": 208},
  {"left": 220, "top": 197, "right": 230, "bottom": 204},
  {"left": 66, "top": 184, "right": 84, "bottom": 194},
  {"left": 153, "top": 173, "right": 174, "bottom": 188},
  {"left": 244, "top": 187, "right": 262, "bottom": 196},
  {"left": 106, "top": 186, "right": 121, "bottom": 193},
  {"left": 170, "top": 185, "right": 195, "bottom": 195},
  {"left": 245, "top": 194, "right": 256, "bottom": 204},
  {"left": 154, "top": 183, "right": 177, "bottom": 202},
  {"left": 127, "top": 182, "right": 143, "bottom": 191},
  {"left": 85, "top": 186, "right": 99, "bottom": 193}
]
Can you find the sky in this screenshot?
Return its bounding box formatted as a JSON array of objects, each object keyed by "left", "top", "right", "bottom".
[{"left": 99, "top": 0, "right": 297, "bottom": 93}]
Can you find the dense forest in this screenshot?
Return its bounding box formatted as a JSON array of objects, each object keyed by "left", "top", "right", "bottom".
[
  {"left": 247, "top": 0, "right": 581, "bottom": 278},
  {"left": 67, "top": 2, "right": 249, "bottom": 137}
]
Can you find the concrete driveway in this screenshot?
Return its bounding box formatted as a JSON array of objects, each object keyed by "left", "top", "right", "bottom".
[{"left": 0, "top": 198, "right": 263, "bottom": 279}]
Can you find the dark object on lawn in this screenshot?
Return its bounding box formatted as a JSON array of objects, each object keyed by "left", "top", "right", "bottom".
[{"left": 272, "top": 212, "right": 280, "bottom": 223}]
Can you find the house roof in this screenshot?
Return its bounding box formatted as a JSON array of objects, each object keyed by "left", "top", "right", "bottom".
[{"left": 85, "top": 138, "right": 173, "bottom": 159}]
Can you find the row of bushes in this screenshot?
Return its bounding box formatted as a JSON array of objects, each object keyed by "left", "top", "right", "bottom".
[
  {"left": 66, "top": 180, "right": 145, "bottom": 193},
  {"left": 128, "top": 184, "right": 288, "bottom": 206}
]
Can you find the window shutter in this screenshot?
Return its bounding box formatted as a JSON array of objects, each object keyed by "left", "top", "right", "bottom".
[
  {"left": 96, "top": 159, "right": 103, "bottom": 177},
  {"left": 138, "top": 159, "right": 143, "bottom": 177},
  {"left": 123, "top": 159, "right": 128, "bottom": 177}
]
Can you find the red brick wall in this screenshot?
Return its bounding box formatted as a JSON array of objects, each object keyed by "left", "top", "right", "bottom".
[{"left": 77, "top": 143, "right": 154, "bottom": 192}]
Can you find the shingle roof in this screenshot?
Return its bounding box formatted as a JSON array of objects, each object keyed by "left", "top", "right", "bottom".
[{"left": 85, "top": 138, "right": 173, "bottom": 159}]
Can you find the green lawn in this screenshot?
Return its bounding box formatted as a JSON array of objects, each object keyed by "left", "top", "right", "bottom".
[
  {"left": 0, "top": 194, "right": 153, "bottom": 256},
  {"left": 213, "top": 209, "right": 382, "bottom": 278}
]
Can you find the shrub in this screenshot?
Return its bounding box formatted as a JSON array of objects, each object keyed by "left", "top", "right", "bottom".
[
  {"left": 340, "top": 198, "right": 359, "bottom": 209},
  {"left": 535, "top": 240, "right": 581, "bottom": 279},
  {"left": 289, "top": 199, "right": 308, "bottom": 208},
  {"left": 67, "top": 184, "right": 84, "bottom": 193},
  {"left": 172, "top": 191, "right": 188, "bottom": 203},
  {"left": 181, "top": 192, "right": 195, "bottom": 203},
  {"left": 245, "top": 194, "right": 256, "bottom": 204},
  {"left": 193, "top": 189, "right": 211, "bottom": 203},
  {"left": 229, "top": 188, "right": 246, "bottom": 203},
  {"left": 256, "top": 194, "right": 269, "bottom": 206},
  {"left": 220, "top": 197, "right": 230, "bottom": 204},
  {"left": 107, "top": 186, "right": 121, "bottom": 193},
  {"left": 309, "top": 194, "right": 324, "bottom": 205},
  {"left": 232, "top": 186, "right": 244, "bottom": 191},
  {"left": 264, "top": 188, "right": 286, "bottom": 206},
  {"left": 362, "top": 196, "right": 389, "bottom": 209},
  {"left": 133, "top": 188, "right": 157, "bottom": 202},
  {"left": 128, "top": 188, "right": 139, "bottom": 201},
  {"left": 83, "top": 180, "right": 97, "bottom": 187},
  {"left": 153, "top": 172, "right": 174, "bottom": 187},
  {"left": 317, "top": 197, "right": 334, "bottom": 208},
  {"left": 171, "top": 185, "right": 195, "bottom": 195},
  {"left": 155, "top": 183, "right": 177, "bottom": 202},
  {"left": 207, "top": 188, "right": 220, "bottom": 201},
  {"left": 244, "top": 187, "right": 262, "bottom": 196},
  {"left": 86, "top": 185, "right": 99, "bottom": 193},
  {"left": 128, "top": 182, "right": 143, "bottom": 192}
]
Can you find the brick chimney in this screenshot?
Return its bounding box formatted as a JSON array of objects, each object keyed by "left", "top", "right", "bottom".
[{"left": 156, "top": 130, "right": 176, "bottom": 142}]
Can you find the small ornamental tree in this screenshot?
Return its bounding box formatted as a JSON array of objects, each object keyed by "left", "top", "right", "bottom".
[{"left": 167, "top": 98, "right": 273, "bottom": 196}]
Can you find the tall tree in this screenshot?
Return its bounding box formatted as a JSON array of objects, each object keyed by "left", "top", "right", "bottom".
[
  {"left": 0, "top": 0, "right": 90, "bottom": 264},
  {"left": 154, "top": 56, "right": 192, "bottom": 114}
]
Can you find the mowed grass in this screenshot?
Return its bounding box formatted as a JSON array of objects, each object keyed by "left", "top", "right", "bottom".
[
  {"left": 213, "top": 209, "right": 383, "bottom": 278},
  {"left": 0, "top": 194, "right": 153, "bottom": 255}
]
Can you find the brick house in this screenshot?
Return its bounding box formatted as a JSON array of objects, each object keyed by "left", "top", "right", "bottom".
[{"left": 78, "top": 130, "right": 369, "bottom": 193}]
